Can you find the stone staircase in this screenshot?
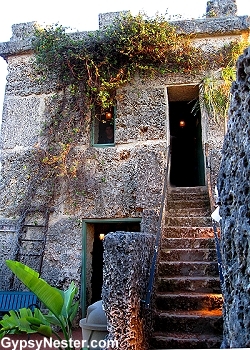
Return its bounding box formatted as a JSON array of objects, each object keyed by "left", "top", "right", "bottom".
[{"left": 150, "top": 186, "right": 223, "bottom": 349}]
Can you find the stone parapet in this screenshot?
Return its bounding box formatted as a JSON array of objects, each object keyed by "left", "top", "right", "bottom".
[
  {"left": 0, "top": 14, "right": 249, "bottom": 59},
  {"left": 0, "top": 22, "right": 87, "bottom": 60},
  {"left": 0, "top": 22, "right": 37, "bottom": 59},
  {"left": 174, "top": 15, "right": 250, "bottom": 36},
  {"left": 98, "top": 11, "right": 130, "bottom": 30},
  {"left": 206, "top": 0, "right": 238, "bottom": 18}
]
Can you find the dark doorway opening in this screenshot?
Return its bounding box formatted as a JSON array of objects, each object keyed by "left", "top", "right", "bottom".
[
  {"left": 169, "top": 100, "right": 205, "bottom": 187},
  {"left": 91, "top": 221, "right": 141, "bottom": 303}
]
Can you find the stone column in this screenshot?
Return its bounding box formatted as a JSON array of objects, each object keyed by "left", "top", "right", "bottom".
[
  {"left": 206, "top": 0, "right": 237, "bottom": 17},
  {"left": 102, "top": 232, "right": 154, "bottom": 350}
]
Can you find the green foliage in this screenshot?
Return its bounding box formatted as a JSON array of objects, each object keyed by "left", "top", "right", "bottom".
[
  {"left": 200, "top": 40, "right": 249, "bottom": 123},
  {"left": 201, "top": 68, "right": 233, "bottom": 123},
  {"left": 33, "top": 13, "right": 247, "bottom": 123},
  {"left": 32, "top": 13, "right": 206, "bottom": 181},
  {"left": 32, "top": 13, "right": 248, "bottom": 179},
  {"left": 6, "top": 260, "right": 64, "bottom": 316},
  {"left": 0, "top": 308, "right": 52, "bottom": 338},
  {"left": 1, "top": 260, "right": 79, "bottom": 350},
  {"left": 33, "top": 13, "right": 206, "bottom": 110}
]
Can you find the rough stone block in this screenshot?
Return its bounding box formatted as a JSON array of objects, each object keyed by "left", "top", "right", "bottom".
[
  {"left": 115, "top": 87, "right": 167, "bottom": 143},
  {"left": 1, "top": 96, "right": 44, "bottom": 149},
  {"left": 217, "top": 46, "right": 250, "bottom": 348},
  {"left": 41, "top": 217, "right": 82, "bottom": 290},
  {"left": 102, "top": 232, "right": 155, "bottom": 350},
  {"left": 0, "top": 222, "right": 18, "bottom": 289},
  {"left": 98, "top": 11, "right": 129, "bottom": 30}
]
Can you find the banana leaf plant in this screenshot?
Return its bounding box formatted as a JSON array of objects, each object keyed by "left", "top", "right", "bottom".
[{"left": 0, "top": 260, "right": 79, "bottom": 350}]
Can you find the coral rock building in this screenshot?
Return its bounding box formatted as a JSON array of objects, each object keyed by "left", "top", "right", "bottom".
[{"left": 0, "top": 0, "right": 249, "bottom": 348}]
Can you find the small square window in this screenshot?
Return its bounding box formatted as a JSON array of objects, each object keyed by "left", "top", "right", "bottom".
[{"left": 92, "top": 106, "right": 115, "bottom": 146}]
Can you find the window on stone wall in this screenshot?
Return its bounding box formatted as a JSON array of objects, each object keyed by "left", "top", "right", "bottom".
[{"left": 92, "top": 106, "right": 115, "bottom": 146}]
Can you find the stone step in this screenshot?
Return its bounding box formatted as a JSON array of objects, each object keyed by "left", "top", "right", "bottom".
[
  {"left": 163, "top": 226, "right": 215, "bottom": 238},
  {"left": 166, "top": 207, "right": 211, "bottom": 217},
  {"left": 155, "top": 292, "right": 223, "bottom": 311},
  {"left": 160, "top": 248, "right": 218, "bottom": 262},
  {"left": 167, "top": 198, "right": 210, "bottom": 210},
  {"left": 157, "top": 276, "right": 221, "bottom": 293},
  {"left": 168, "top": 186, "right": 208, "bottom": 194},
  {"left": 151, "top": 186, "right": 222, "bottom": 349},
  {"left": 165, "top": 216, "right": 212, "bottom": 227},
  {"left": 154, "top": 309, "right": 223, "bottom": 334},
  {"left": 158, "top": 261, "right": 219, "bottom": 277},
  {"left": 151, "top": 332, "right": 222, "bottom": 349},
  {"left": 161, "top": 237, "right": 216, "bottom": 249},
  {"left": 168, "top": 187, "right": 210, "bottom": 202}
]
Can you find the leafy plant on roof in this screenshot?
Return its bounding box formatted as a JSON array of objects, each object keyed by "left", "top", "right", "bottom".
[
  {"left": 31, "top": 12, "right": 248, "bottom": 181},
  {"left": 33, "top": 12, "right": 208, "bottom": 111}
]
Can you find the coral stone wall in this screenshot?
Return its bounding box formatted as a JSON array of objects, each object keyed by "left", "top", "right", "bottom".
[
  {"left": 0, "top": 219, "right": 18, "bottom": 288},
  {"left": 206, "top": 0, "right": 237, "bottom": 17},
  {"left": 0, "top": 21, "right": 168, "bottom": 294},
  {"left": 217, "top": 47, "right": 250, "bottom": 348},
  {"left": 0, "top": 9, "right": 249, "bottom": 325}
]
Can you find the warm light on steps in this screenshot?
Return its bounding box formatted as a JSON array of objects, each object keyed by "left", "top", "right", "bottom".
[
  {"left": 157, "top": 308, "right": 223, "bottom": 317},
  {"left": 163, "top": 226, "right": 216, "bottom": 238},
  {"left": 151, "top": 186, "right": 223, "bottom": 349}
]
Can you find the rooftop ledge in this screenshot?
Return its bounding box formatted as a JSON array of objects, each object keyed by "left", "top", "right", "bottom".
[{"left": 0, "top": 12, "right": 250, "bottom": 59}]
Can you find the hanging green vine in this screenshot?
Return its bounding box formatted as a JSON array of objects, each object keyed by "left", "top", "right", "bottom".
[
  {"left": 32, "top": 12, "right": 248, "bottom": 180},
  {"left": 33, "top": 13, "right": 209, "bottom": 111}
]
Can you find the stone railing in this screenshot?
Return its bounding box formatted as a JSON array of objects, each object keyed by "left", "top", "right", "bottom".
[{"left": 102, "top": 231, "right": 154, "bottom": 350}]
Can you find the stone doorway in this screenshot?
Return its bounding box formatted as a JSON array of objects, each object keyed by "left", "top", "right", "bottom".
[
  {"left": 82, "top": 219, "right": 141, "bottom": 313},
  {"left": 168, "top": 86, "right": 205, "bottom": 187}
]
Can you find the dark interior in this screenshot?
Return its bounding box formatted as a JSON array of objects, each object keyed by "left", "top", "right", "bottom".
[
  {"left": 91, "top": 221, "right": 141, "bottom": 303},
  {"left": 169, "top": 100, "right": 205, "bottom": 187}
]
